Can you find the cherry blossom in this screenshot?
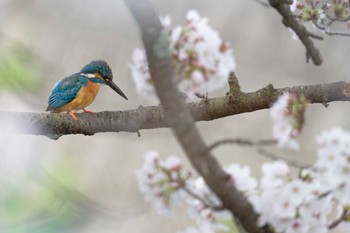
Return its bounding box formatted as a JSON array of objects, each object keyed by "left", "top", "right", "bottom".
[
  {"left": 249, "top": 161, "right": 331, "bottom": 233},
  {"left": 136, "top": 151, "right": 259, "bottom": 233},
  {"left": 137, "top": 127, "right": 350, "bottom": 233},
  {"left": 288, "top": 0, "right": 350, "bottom": 38},
  {"left": 135, "top": 150, "right": 186, "bottom": 216},
  {"left": 225, "top": 163, "right": 257, "bottom": 193},
  {"left": 130, "top": 10, "right": 236, "bottom": 103},
  {"left": 137, "top": 122, "right": 350, "bottom": 233},
  {"left": 270, "top": 92, "right": 308, "bottom": 150}
]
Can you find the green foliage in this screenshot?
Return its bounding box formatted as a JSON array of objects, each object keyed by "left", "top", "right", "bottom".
[
  {"left": 0, "top": 159, "right": 84, "bottom": 233},
  {"left": 0, "top": 43, "right": 39, "bottom": 91},
  {"left": 218, "top": 218, "right": 239, "bottom": 233}
]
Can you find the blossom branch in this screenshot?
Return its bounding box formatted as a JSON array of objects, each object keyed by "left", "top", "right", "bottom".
[
  {"left": 308, "top": 0, "right": 350, "bottom": 37},
  {"left": 125, "top": 0, "right": 273, "bottom": 232},
  {"left": 268, "top": 0, "right": 323, "bottom": 65},
  {"left": 1, "top": 79, "right": 350, "bottom": 137}
]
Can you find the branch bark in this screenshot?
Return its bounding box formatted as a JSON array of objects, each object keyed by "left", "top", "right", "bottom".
[{"left": 1, "top": 80, "right": 350, "bottom": 138}]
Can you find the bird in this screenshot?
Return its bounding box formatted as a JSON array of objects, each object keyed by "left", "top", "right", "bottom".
[{"left": 46, "top": 60, "right": 127, "bottom": 120}]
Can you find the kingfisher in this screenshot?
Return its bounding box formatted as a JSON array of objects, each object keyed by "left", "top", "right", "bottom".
[{"left": 46, "top": 60, "right": 127, "bottom": 120}]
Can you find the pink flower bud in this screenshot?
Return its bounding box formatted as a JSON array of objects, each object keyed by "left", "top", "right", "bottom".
[{"left": 297, "top": 2, "right": 305, "bottom": 9}]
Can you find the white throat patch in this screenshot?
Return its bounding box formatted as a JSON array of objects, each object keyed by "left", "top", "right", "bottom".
[{"left": 81, "top": 73, "right": 96, "bottom": 78}]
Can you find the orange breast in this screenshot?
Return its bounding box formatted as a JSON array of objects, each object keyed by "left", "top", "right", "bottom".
[{"left": 52, "top": 80, "right": 100, "bottom": 113}]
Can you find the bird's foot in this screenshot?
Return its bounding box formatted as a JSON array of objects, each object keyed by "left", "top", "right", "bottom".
[
  {"left": 82, "top": 108, "right": 94, "bottom": 114},
  {"left": 68, "top": 111, "right": 78, "bottom": 121}
]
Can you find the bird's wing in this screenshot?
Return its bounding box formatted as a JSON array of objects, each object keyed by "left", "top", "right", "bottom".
[{"left": 46, "top": 73, "right": 88, "bottom": 111}]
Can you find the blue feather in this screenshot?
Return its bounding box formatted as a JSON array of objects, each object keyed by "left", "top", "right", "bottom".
[
  {"left": 46, "top": 73, "right": 89, "bottom": 110},
  {"left": 89, "top": 77, "right": 104, "bottom": 84}
]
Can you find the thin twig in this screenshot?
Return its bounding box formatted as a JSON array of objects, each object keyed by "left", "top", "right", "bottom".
[
  {"left": 162, "top": 166, "right": 224, "bottom": 211},
  {"left": 182, "top": 185, "right": 224, "bottom": 211},
  {"left": 208, "top": 138, "right": 311, "bottom": 168},
  {"left": 326, "top": 13, "right": 350, "bottom": 23},
  {"left": 208, "top": 138, "right": 276, "bottom": 151},
  {"left": 312, "top": 18, "right": 350, "bottom": 37},
  {"left": 256, "top": 147, "right": 311, "bottom": 169}
]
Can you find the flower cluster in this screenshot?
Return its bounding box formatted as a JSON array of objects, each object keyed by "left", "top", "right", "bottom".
[
  {"left": 135, "top": 150, "right": 186, "bottom": 216},
  {"left": 136, "top": 151, "right": 256, "bottom": 233},
  {"left": 315, "top": 127, "right": 350, "bottom": 203},
  {"left": 185, "top": 177, "right": 230, "bottom": 233},
  {"left": 224, "top": 163, "right": 257, "bottom": 194},
  {"left": 291, "top": 0, "right": 327, "bottom": 23},
  {"left": 130, "top": 10, "right": 236, "bottom": 103},
  {"left": 289, "top": 0, "right": 350, "bottom": 38},
  {"left": 249, "top": 161, "right": 331, "bottom": 233},
  {"left": 270, "top": 92, "right": 308, "bottom": 150},
  {"left": 249, "top": 127, "right": 350, "bottom": 233},
  {"left": 137, "top": 127, "right": 350, "bottom": 233},
  {"left": 332, "top": 0, "right": 350, "bottom": 19}
]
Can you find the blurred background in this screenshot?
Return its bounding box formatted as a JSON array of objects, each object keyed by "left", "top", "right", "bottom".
[{"left": 0, "top": 0, "right": 349, "bottom": 232}]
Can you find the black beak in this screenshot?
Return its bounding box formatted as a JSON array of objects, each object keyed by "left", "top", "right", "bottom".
[{"left": 106, "top": 80, "right": 128, "bottom": 100}]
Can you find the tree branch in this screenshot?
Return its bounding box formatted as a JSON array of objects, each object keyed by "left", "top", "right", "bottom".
[
  {"left": 125, "top": 0, "right": 273, "bottom": 232},
  {"left": 1, "top": 80, "right": 350, "bottom": 137},
  {"left": 268, "top": 0, "right": 323, "bottom": 65}
]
